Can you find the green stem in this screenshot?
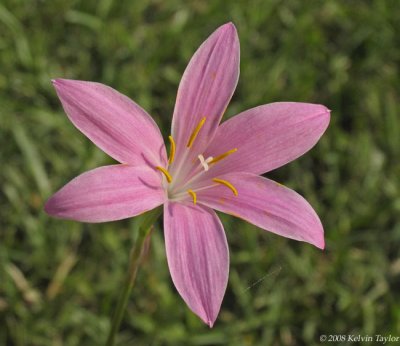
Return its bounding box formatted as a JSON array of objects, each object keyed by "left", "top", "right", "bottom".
[{"left": 105, "top": 207, "right": 162, "bottom": 346}]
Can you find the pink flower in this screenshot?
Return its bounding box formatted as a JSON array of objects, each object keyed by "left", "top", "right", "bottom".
[{"left": 45, "top": 23, "right": 330, "bottom": 327}]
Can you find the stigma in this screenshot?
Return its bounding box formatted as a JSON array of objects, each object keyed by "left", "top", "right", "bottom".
[{"left": 198, "top": 154, "right": 213, "bottom": 171}]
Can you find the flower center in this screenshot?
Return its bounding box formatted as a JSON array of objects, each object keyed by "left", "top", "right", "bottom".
[{"left": 156, "top": 117, "right": 238, "bottom": 204}]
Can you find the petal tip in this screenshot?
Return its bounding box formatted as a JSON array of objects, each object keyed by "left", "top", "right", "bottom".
[
  {"left": 52, "top": 78, "right": 77, "bottom": 89},
  {"left": 44, "top": 194, "right": 66, "bottom": 220},
  {"left": 44, "top": 197, "right": 56, "bottom": 217},
  {"left": 313, "top": 104, "right": 331, "bottom": 133},
  {"left": 312, "top": 104, "right": 331, "bottom": 117},
  {"left": 317, "top": 237, "right": 326, "bottom": 250},
  {"left": 52, "top": 78, "right": 69, "bottom": 90},
  {"left": 311, "top": 215, "right": 325, "bottom": 250},
  {"left": 217, "top": 22, "right": 238, "bottom": 38},
  {"left": 51, "top": 79, "right": 61, "bottom": 87},
  {"left": 200, "top": 313, "right": 216, "bottom": 328},
  {"left": 224, "top": 21, "right": 236, "bottom": 30},
  {"left": 312, "top": 224, "right": 325, "bottom": 250},
  {"left": 323, "top": 106, "right": 331, "bottom": 117},
  {"left": 322, "top": 107, "right": 331, "bottom": 129},
  {"left": 52, "top": 78, "right": 65, "bottom": 85}
]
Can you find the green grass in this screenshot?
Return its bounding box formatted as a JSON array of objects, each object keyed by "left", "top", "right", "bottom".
[{"left": 1, "top": 0, "right": 399, "bottom": 345}]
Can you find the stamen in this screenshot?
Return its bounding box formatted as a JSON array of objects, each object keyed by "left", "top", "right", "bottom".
[
  {"left": 156, "top": 166, "right": 172, "bottom": 183},
  {"left": 198, "top": 154, "right": 214, "bottom": 171},
  {"left": 168, "top": 135, "right": 176, "bottom": 164},
  {"left": 212, "top": 178, "right": 238, "bottom": 196},
  {"left": 187, "top": 117, "right": 206, "bottom": 148},
  {"left": 206, "top": 157, "right": 213, "bottom": 163},
  {"left": 187, "top": 189, "right": 197, "bottom": 205},
  {"left": 209, "top": 148, "right": 238, "bottom": 164}
]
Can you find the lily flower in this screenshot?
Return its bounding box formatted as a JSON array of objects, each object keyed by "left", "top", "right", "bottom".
[{"left": 45, "top": 22, "right": 330, "bottom": 327}]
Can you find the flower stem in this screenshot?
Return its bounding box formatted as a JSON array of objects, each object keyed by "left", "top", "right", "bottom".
[{"left": 105, "top": 207, "right": 162, "bottom": 346}]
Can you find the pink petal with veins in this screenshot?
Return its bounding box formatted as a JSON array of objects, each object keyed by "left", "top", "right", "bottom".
[
  {"left": 197, "top": 172, "right": 325, "bottom": 249},
  {"left": 53, "top": 79, "right": 167, "bottom": 167},
  {"left": 170, "top": 23, "right": 239, "bottom": 177},
  {"left": 202, "top": 102, "right": 330, "bottom": 177},
  {"left": 45, "top": 165, "right": 165, "bottom": 222},
  {"left": 164, "top": 201, "right": 229, "bottom": 327}
]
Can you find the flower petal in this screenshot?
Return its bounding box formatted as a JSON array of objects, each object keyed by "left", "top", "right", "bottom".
[
  {"left": 203, "top": 102, "right": 330, "bottom": 176},
  {"left": 163, "top": 201, "right": 229, "bottom": 327},
  {"left": 197, "top": 173, "right": 324, "bottom": 249},
  {"left": 53, "top": 79, "right": 167, "bottom": 166},
  {"left": 45, "top": 165, "right": 165, "bottom": 222},
  {"left": 170, "top": 23, "right": 239, "bottom": 174}
]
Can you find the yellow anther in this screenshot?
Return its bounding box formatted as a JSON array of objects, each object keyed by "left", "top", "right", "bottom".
[
  {"left": 156, "top": 166, "right": 172, "bottom": 183},
  {"left": 209, "top": 148, "right": 238, "bottom": 165},
  {"left": 187, "top": 117, "right": 206, "bottom": 148},
  {"left": 187, "top": 189, "right": 197, "bottom": 205},
  {"left": 212, "top": 178, "right": 238, "bottom": 196},
  {"left": 168, "top": 135, "right": 176, "bottom": 164}
]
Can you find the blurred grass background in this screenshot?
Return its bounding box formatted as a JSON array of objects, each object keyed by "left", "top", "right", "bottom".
[{"left": 1, "top": 0, "right": 399, "bottom": 345}]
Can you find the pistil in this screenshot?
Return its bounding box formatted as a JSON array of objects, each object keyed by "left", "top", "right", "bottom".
[{"left": 198, "top": 154, "right": 213, "bottom": 171}]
